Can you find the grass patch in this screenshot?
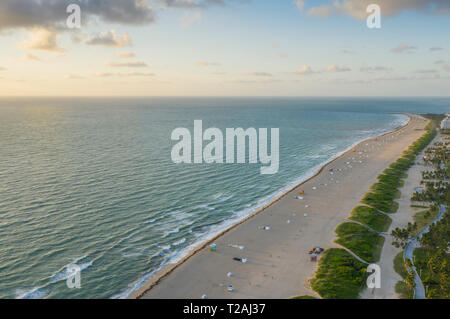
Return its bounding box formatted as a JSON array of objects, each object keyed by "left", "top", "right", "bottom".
[
  {"left": 291, "top": 295, "right": 317, "bottom": 299},
  {"left": 349, "top": 206, "right": 392, "bottom": 233},
  {"left": 395, "top": 281, "right": 414, "bottom": 299},
  {"left": 412, "top": 208, "right": 439, "bottom": 237},
  {"left": 410, "top": 204, "right": 429, "bottom": 209},
  {"left": 311, "top": 248, "right": 367, "bottom": 299},
  {"left": 393, "top": 251, "right": 408, "bottom": 279},
  {"left": 335, "top": 222, "right": 385, "bottom": 263},
  {"left": 362, "top": 193, "right": 399, "bottom": 214}
]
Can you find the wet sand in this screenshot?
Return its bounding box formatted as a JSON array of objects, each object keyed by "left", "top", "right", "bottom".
[{"left": 133, "top": 114, "right": 429, "bottom": 299}]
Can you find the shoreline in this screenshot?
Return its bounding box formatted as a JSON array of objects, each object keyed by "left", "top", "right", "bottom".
[{"left": 130, "top": 114, "right": 411, "bottom": 299}]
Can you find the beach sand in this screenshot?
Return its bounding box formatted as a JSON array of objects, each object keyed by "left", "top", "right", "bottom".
[{"left": 133, "top": 114, "right": 429, "bottom": 299}]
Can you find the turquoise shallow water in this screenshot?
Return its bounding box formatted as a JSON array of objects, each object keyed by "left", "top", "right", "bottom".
[{"left": 0, "top": 97, "right": 448, "bottom": 299}]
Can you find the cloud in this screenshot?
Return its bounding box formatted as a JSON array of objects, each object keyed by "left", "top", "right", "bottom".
[
  {"left": 295, "top": 0, "right": 305, "bottom": 11},
  {"left": 160, "top": 0, "right": 228, "bottom": 9},
  {"left": 92, "top": 72, "right": 155, "bottom": 77},
  {"left": 115, "top": 52, "right": 135, "bottom": 59},
  {"left": 360, "top": 66, "right": 393, "bottom": 73},
  {"left": 86, "top": 31, "right": 132, "bottom": 48},
  {"left": 390, "top": 44, "right": 418, "bottom": 53},
  {"left": 429, "top": 47, "right": 444, "bottom": 51},
  {"left": 249, "top": 72, "right": 273, "bottom": 77},
  {"left": 414, "top": 69, "right": 438, "bottom": 74},
  {"left": 0, "top": 0, "right": 155, "bottom": 31},
  {"left": 0, "top": 66, "right": 5, "bottom": 71},
  {"left": 24, "top": 53, "right": 42, "bottom": 61},
  {"left": 326, "top": 64, "right": 351, "bottom": 73},
  {"left": 19, "top": 28, "right": 64, "bottom": 52},
  {"left": 445, "top": 63, "right": 450, "bottom": 71},
  {"left": 196, "top": 61, "right": 221, "bottom": 66},
  {"left": 434, "top": 60, "right": 445, "bottom": 64},
  {"left": 306, "top": 0, "right": 450, "bottom": 20},
  {"left": 308, "top": 6, "right": 334, "bottom": 18},
  {"left": 65, "top": 74, "right": 85, "bottom": 79},
  {"left": 181, "top": 11, "right": 202, "bottom": 27},
  {"left": 341, "top": 49, "right": 356, "bottom": 54},
  {"left": 293, "top": 65, "right": 314, "bottom": 75},
  {"left": 106, "top": 61, "right": 148, "bottom": 68}
]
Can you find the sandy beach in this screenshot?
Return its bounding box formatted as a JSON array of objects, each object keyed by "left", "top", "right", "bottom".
[{"left": 133, "top": 114, "right": 429, "bottom": 299}]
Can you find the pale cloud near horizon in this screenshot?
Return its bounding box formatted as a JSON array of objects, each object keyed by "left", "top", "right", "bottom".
[
  {"left": 391, "top": 44, "right": 418, "bottom": 54},
  {"left": 24, "top": 53, "right": 42, "bottom": 62},
  {"left": 86, "top": 31, "right": 132, "bottom": 48},
  {"left": 115, "top": 52, "right": 136, "bottom": 59},
  {"left": 293, "top": 65, "right": 314, "bottom": 75},
  {"left": 414, "top": 69, "right": 438, "bottom": 74},
  {"left": 65, "top": 74, "right": 85, "bottom": 80},
  {"left": 341, "top": 49, "right": 356, "bottom": 55},
  {"left": 196, "top": 61, "right": 221, "bottom": 67},
  {"left": 327, "top": 64, "right": 351, "bottom": 73},
  {"left": 249, "top": 72, "right": 273, "bottom": 77},
  {"left": 19, "top": 28, "right": 64, "bottom": 52},
  {"left": 105, "top": 61, "right": 148, "bottom": 68},
  {"left": 360, "top": 66, "right": 393, "bottom": 73},
  {"left": 91, "top": 72, "right": 155, "bottom": 78}
]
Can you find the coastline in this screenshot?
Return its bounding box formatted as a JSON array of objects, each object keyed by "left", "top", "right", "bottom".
[{"left": 129, "top": 114, "right": 412, "bottom": 299}]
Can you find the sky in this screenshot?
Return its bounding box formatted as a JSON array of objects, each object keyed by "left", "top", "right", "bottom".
[{"left": 0, "top": 0, "right": 449, "bottom": 97}]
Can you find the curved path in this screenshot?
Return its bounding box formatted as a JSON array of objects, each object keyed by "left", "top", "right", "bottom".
[{"left": 404, "top": 204, "right": 446, "bottom": 299}]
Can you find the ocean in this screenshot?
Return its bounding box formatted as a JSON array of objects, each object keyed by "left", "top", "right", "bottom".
[{"left": 0, "top": 97, "right": 448, "bottom": 299}]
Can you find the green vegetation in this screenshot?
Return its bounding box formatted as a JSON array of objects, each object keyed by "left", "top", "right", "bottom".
[
  {"left": 393, "top": 251, "right": 408, "bottom": 279},
  {"left": 392, "top": 128, "right": 449, "bottom": 299},
  {"left": 335, "top": 222, "right": 385, "bottom": 263},
  {"left": 412, "top": 206, "right": 440, "bottom": 237},
  {"left": 349, "top": 206, "right": 392, "bottom": 233},
  {"left": 414, "top": 212, "right": 450, "bottom": 299},
  {"left": 391, "top": 222, "right": 418, "bottom": 249},
  {"left": 392, "top": 250, "right": 414, "bottom": 299},
  {"left": 311, "top": 116, "right": 440, "bottom": 299},
  {"left": 395, "top": 281, "right": 414, "bottom": 299},
  {"left": 291, "top": 295, "right": 317, "bottom": 299},
  {"left": 414, "top": 246, "right": 450, "bottom": 299},
  {"left": 410, "top": 204, "right": 429, "bottom": 209},
  {"left": 362, "top": 192, "right": 399, "bottom": 213},
  {"left": 311, "top": 249, "right": 367, "bottom": 299}
]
